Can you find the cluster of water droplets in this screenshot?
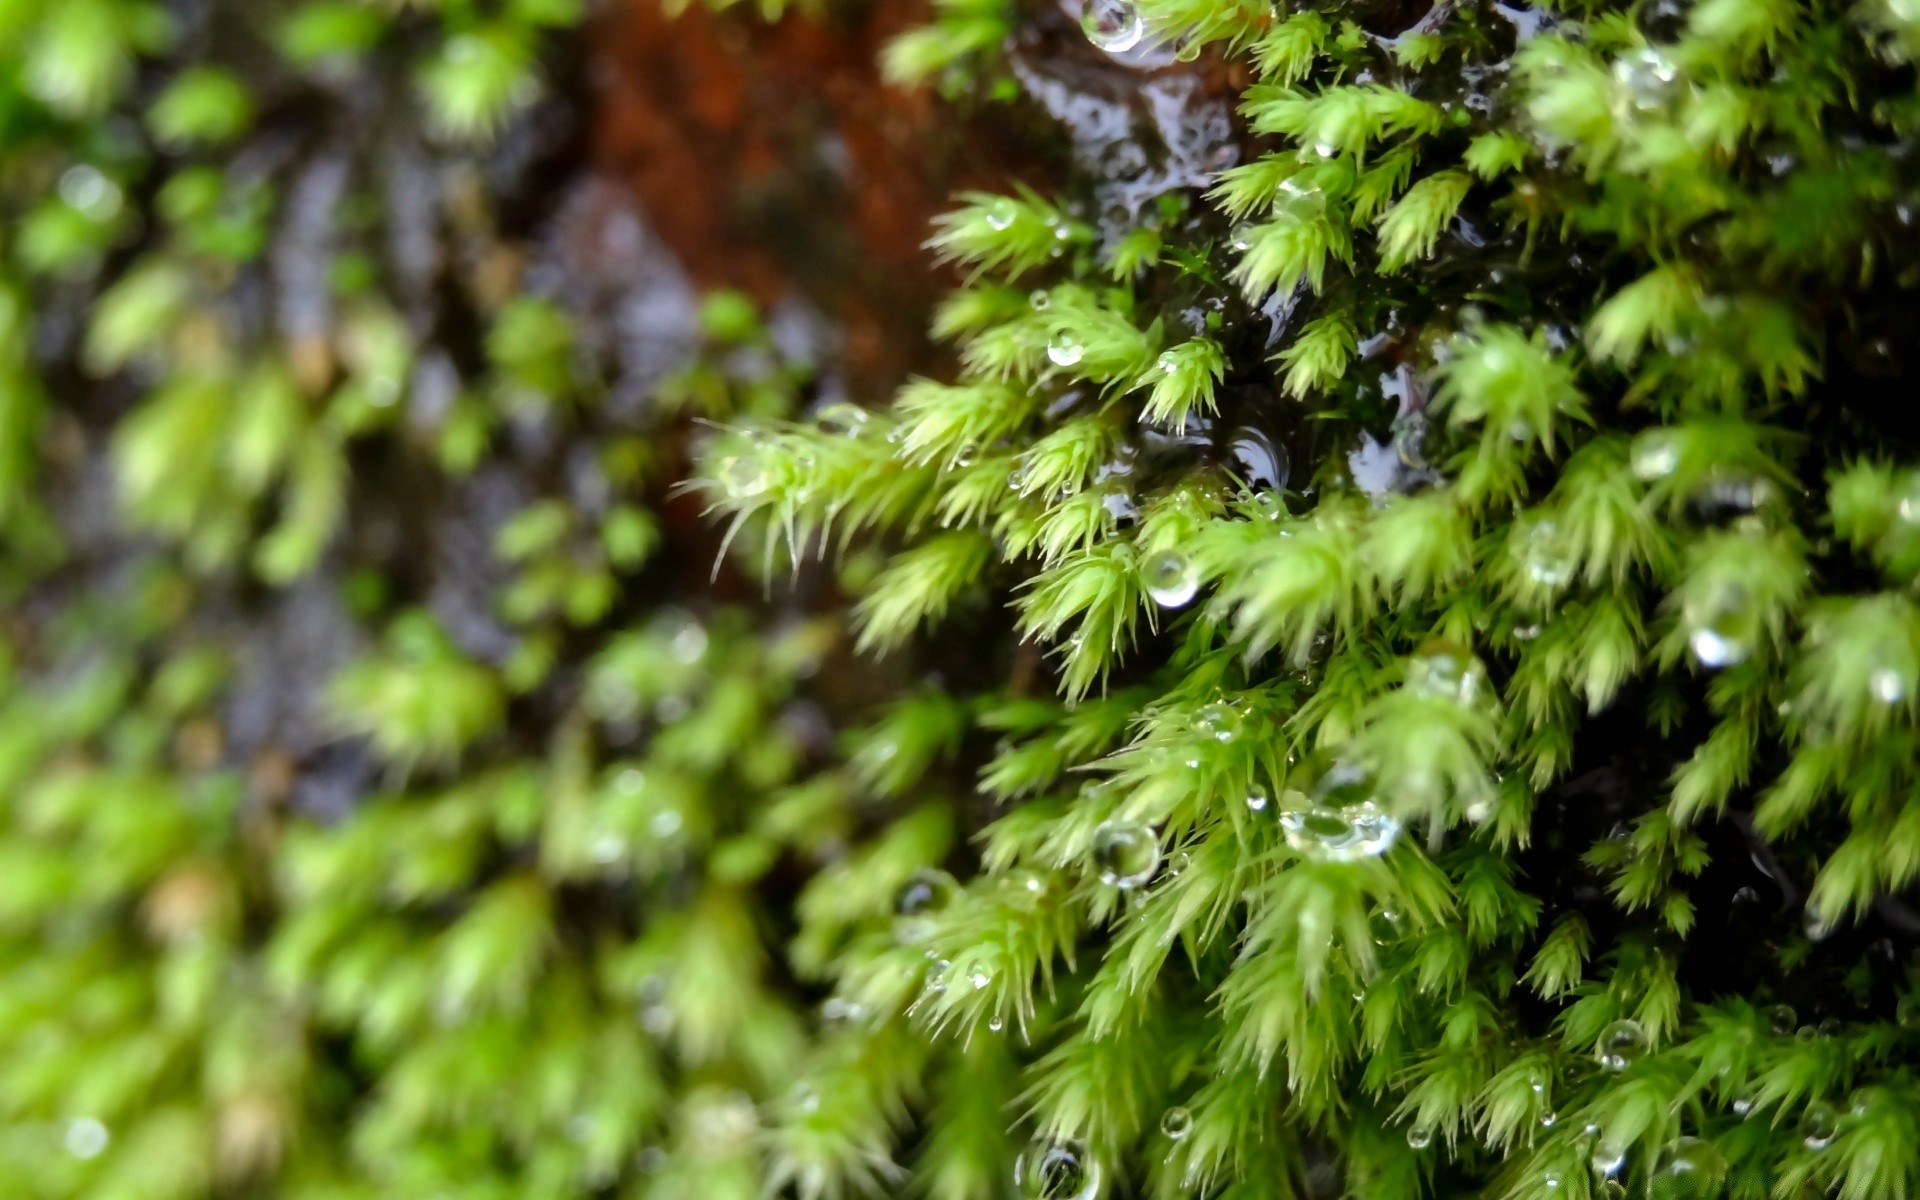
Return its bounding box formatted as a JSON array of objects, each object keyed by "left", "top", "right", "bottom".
[{"left": 1276, "top": 763, "right": 1401, "bottom": 861}]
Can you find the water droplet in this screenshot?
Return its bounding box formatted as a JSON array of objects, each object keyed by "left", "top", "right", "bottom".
[
  {"left": 1406, "top": 1126, "right": 1432, "bottom": 1149},
  {"left": 895, "top": 868, "right": 958, "bottom": 941},
  {"left": 1160, "top": 1107, "right": 1192, "bottom": 1140},
  {"left": 1732, "top": 1095, "right": 1753, "bottom": 1115},
  {"left": 1613, "top": 47, "right": 1680, "bottom": 111},
  {"left": 1278, "top": 765, "right": 1400, "bottom": 861},
  {"left": 1079, "top": 0, "right": 1145, "bottom": 52},
  {"left": 64, "top": 1117, "right": 108, "bottom": 1160},
  {"left": 1015, "top": 1138, "right": 1101, "bottom": 1200},
  {"left": 1245, "top": 788, "right": 1270, "bottom": 813},
  {"left": 1195, "top": 701, "right": 1241, "bottom": 743},
  {"left": 986, "top": 197, "right": 1019, "bottom": 231},
  {"left": 988, "top": 1015, "right": 1005, "bottom": 1032},
  {"left": 1142, "top": 550, "right": 1199, "bottom": 608},
  {"left": 1540, "top": 1110, "right": 1558, "bottom": 1128},
  {"left": 1800, "top": 1101, "right": 1839, "bottom": 1150},
  {"left": 1030, "top": 290, "right": 1052, "bottom": 311},
  {"left": 59, "top": 165, "right": 122, "bottom": 221},
  {"left": 1765, "top": 1004, "right": 1796, "bottom": 1034},
  {"left": 1871, "top": 667, "right": 1910, "bottom": 704},
  {"left": 1595, "top": 1019, "right": 1648, "bottom": 1070},
  {"left": 1631, "top": 429, "right": 1681, "bottom": 481},
  {"left": 925, "top": 959, "right": 952, "bottom": 993},
  {"left": 1648, "top": 1137, "right": 1726, "bottom": 1200},
  {"left": 969, "top": 967, "right": 992, "bottom": 990},
  {"left": 717, "top": 453, "right": 769, "bottom": 498},
  {"left": 1590, "top": 1135, "right": 1628, "bottom": 1177},
  {"left": 816, "top": 403, "right": 871, "bottom": 437},
  {"left": 1685, "top": 583, "right": 1756, "bottom": 668},
  {"left": 1091, "top": 820, "right": 1161, "bottom": 890},
  {"left": 1275, "top": 177, "right": 1326, "bottom": 222},
  {"left": 1804, "top": 903, "right": 1836, "bottom": 941},
  {"left": 1047, "top": 334, "right": 1086, "bottom": 368},
  {"left": 1405, "top": 639, "right": 1487, "bottom": 706},
  {"left": 1517, "top": 516, "right": 1577, "bottom": 587},
  {"left": 1155, "top": 350, "right": 1180, "bottom": 374}
]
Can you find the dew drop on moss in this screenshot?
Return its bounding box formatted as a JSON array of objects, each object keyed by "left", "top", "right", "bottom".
[
  {"left": 1517, "top": 516, "right": 1576, "bottom": 587},
  {"left": 1630, "top": 429, "right": 1681, "bottom": 481},
  {"left": 1613, "top": 47, "right": 1681, "bottom": 111},
  {"left": 1160, "top": 1107, "right": 1192, "bottom": 1140},
  {"left": 1405, "top": 1126, "right": 1432, "bottom": 1149},
  {"left": 1278, "top": 765, "right": 1400, "bottom": 861},
  {"left": 1142, "top": 550, "right": 1198, "bottom": 608},
  {"left": 894, "top": 868, "right": 957, "bottom": 941},
  {"left": 1245, "top": 787, "right": 1270, "bottom": 813},
  {"left": 716, "top": 453, "right": 769, "bottom": 499},
  {"left": 1194, "top": 701, "right": 1241, "bottom": 742},
  {"left": 1800, "top": 1101, "right": 1839, "bottom": 1150},
  {"left": 1015, "top": 1138, "right": 1100, "bottom": 1200},
  {"left": 1406, "top": 639, "right": 1486, "bottom": 705},
  {"left": 1078, "top": 0, "right": 1146, "bottom": 54},
  {"left": 1047, "top": 334, "right": 1085, "bottom": 367},
  {"left": 1648, "top": 1136, "right": 1726, "bottom": 1200},
  {"left": 1590, "top": 1135, "right": 1628, "bottom": 1177},
  {"left": 1766, "top": 1004, "right": 1797, "bottom": 1034},
  {"left": 1595, "top": 1018, "right": 1647, "bottom": 1070},
  {"left": 1871, "top": 666, "right": 1910, "bottom": 704},
  {"left": 1684, "top": 583, "right": 1755, "bottom": 668},
  {"left": 1091, "top": 820, "right": 1160, "bottom": 889},
  {"left": 1274, "top": 177, "right": 1325, "bottom": 222},
  {"left": 985, "top": 197, "right": 1018, "bottom": 231}
]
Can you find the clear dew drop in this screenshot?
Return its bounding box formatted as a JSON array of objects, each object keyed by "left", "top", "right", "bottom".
[
  {"left": 1800, "top": 1101, "right": 1839, "bottom": 1150},
  {"left": 1014, "top": 1138, "right": 1101, "bottom": 1200},
  {"left": 1274, "top": 177, "right": 1326, "bottom": 222},
  {"left": 64, "top": 1117, "right": 109, "bottom": 1160},
  {"left": 1091, "top": 820, "right": 1160, "bottom": 890},
  {"left": 1871, "top": 666, "right": 1910, "bottom": 704},
  {"left": 1160, "top": 1107, "right": 1193, "bottom": 1140},
  {"left": 1590, "top": 1136, "right": 1628, "bottom": 1177},
  {"left": 1277, "top": 764, "right": 1400, "bottom": 862},
  {"left": 1047, "top": 334, "right": 1086, "bottom": 368},
  {"left": 1595, "top": 1018, "right": 1648, "bottom": 1071},
  {"left": 985, "top": 197, "right": 1019, "bottom": 231},
  {"left": 717, "top": 453, "right": 769, "bottom": 499},
  {"left": 1405, "top": 1127, "right": 1432, "bottom": 1150},
  {"left": 1405, "top": 639, "right": 1487, "bottom": 706},
  {"left": 1766, "top": 1004, "right": 1797, "bottom": 1035},
  {"left": 1539, "top": 1110, "right": 1558, "bottom": 1128},
  {"left": 1731, "top": 1094, "right": 1753, "bottom": 1116},
  {"left": 925, "top": 959, "right": 952, "bottom": 994},
  {"left": 1195, "top": 701, "right": 1241, "bottom": 743},
  {"left": 1804, "top": 903, "right": 1836, "bottom": 942},
  {"left": 894, "top": 868, "right": 958, "bottom": 942},
  {"left": 1685, "top": 582, "right": 1757, "bottom": 669},
  {"left": 968, "top": 967, "right": 992, "bottom": 990},
  {"left": 1030, "top": 290, "right": 1052, "bottom": 311},
  {"left": 1648, "top": 1136, "right": 1727, "bottom": 1200},
  {"left": 1079, "top": 0, "right": 1145, "bottom": 53},
  {"left": 1630, "top": 429, "right": 1682, "bottom": 481},
  {"left": 988, "top": 1016, "right": 1005, "bottom": 1032},
  {"left": 1245, "top": 788, "right": 1270, "bottom": 813},
  {"left": 1141, "top": 549, "right": 1199, "bottom": 608},
  {"left": 1613, "top": 47, "right": 1681, "bottom": 111},
  {"left": 1517, "top": 516, "right": 1577, "bottom": 587}
]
